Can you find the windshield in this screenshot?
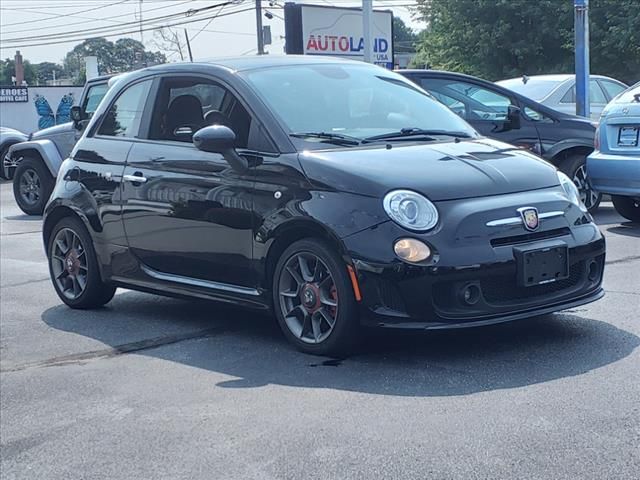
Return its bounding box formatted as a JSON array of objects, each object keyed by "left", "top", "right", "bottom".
[
  {"left": 241, "top": 63, "right": 477, "bottom": 143},
  {"left": 497, "top": 78, "right": 561, "bottom": 101}
]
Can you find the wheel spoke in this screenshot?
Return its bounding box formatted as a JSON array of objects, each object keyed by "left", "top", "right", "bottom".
[
  {"left": 299, "top": 309, "right": 311, "bottom": 339},
  {"left": 311, "top": 312, "right": 322, "bottom": 341},
  {"left": 55, "top": 238, "right": 69, "bottom": 255},
  {"left": 286, "top": 265, "right": 303, "bottom": 287},
  {"left": 298, "top": 255, "right": 313, "bottom": 282},
  {"left": 76, "top": 274, "right": 87, "bottom": 291},
  {"left": 319, "top": 307, "right": 336, "bottom": 328},
  {"left": 320, "top": 292, "right": 337, "bottom": 307},
  {"left": 280, "top": 289, "right": 298, "bottom": 298}
]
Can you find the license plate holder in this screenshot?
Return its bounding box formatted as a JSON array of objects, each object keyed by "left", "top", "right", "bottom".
[
  {"left": 618, "top": 126, "right": 639, "bottom": 147},
  {"left": 514, "top": 242, "right": 569, "bottom": 287}
]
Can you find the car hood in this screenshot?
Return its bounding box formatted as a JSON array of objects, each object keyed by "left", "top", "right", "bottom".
[
  {"left": 30, "top": 122, "right": 73, "bottom": 139},
  {"left": 298, "top": 138, "right": 560, "bottom": 201}
]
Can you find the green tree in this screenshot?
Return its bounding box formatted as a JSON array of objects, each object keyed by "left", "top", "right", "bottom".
[
  {"left": 0, "top": 58, "right": 37, "bottom": 85},
  {"left": 34, "top": 62, "right": 63, "bottom": 85},
  {"left": 393, "top": 16, "right": 418, "bottom": 53},
  {"left": 412, "top": 0, "right": 640, "bottom": 84}
]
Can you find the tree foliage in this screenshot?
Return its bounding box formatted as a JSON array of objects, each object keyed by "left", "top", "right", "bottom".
[
  {"left": 0, "top": 58, "right": 37, "bottom": 85},
  {"left": 63, "top": 37, "right": 166, "bottom": 82},
  {"left": 412, "top": 0, "right": 640, "bottom": 84},
  {"left": 393, "top": 16, "right": 418, "bottom": 53}
]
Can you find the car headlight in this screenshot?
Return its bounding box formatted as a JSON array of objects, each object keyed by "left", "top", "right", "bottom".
[
  {"left": 383, "top": 189, "right": 439, "bottom": 231},
  {"left": 557, "top": 171, "right": 587, "bottom": 212}
]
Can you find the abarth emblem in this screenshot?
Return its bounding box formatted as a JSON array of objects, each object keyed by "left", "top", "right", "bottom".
[{"left": 518, "top": 207, "right": 539, "bottom": 231}]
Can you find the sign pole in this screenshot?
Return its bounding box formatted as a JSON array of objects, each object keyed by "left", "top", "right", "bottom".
[
  {"left": 362, "top": 0, "right": 373, "bottom": 63},
  {"left": 256, "top": 0, "right": 265, "bottom": 55},
  {"left": 574, "top": 0, "right": 590, "bottom": 118}
]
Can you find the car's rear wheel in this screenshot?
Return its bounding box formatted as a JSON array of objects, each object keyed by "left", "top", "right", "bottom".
[
  {"left": 13, "top": 157, "right": 54, "bottom": 215},
  {"left": 47, "top": 216, "right": 116, "bottom": 308},
  {"left": 612, "top": 195, "right": 640, "bottom": 223},
  {"left": 559, "top": 154, "right": 602, "bottom": 213},
  {"left": 273, "top": 238, "right": 359, "bottom": 356}
]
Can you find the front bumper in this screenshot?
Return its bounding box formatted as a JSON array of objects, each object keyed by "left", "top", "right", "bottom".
[
  {"left": 343, "top": 187, "right": 606, "bottom": 329},
  {"left": 587, "top": 151, "right": 640, "bottom": 197}
]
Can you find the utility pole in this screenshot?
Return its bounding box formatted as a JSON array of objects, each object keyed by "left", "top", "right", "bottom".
[
  {"left": 255, "top": 0, "right": 265, "bottom": 55},
  {"left": 184, "top": 29, "right": 193, "bottom": 62},
  {"left": 362, "top": 0, "right": 373, "bottom": 63},
  {"left": 139, "top": 0, "right": 144, "bottom": 44},
  {"left": 574, "top": 0, "right": 590, "bottom": 118}
]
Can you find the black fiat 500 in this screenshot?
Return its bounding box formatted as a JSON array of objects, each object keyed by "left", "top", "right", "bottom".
[{"left": 43, "top": 57, "right": 605, "bottom": 356}]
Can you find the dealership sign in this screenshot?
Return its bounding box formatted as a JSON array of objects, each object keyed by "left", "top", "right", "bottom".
[
  {"left": 284, "top": 3, "right": 394, "bottom": 69},
  {"left": 0, "top": 86, "right": 28, "bottom": 103}
]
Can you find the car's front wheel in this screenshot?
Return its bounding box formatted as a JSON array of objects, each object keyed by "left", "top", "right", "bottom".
[
  {"left": 47, "top": 216, "right": 116, "bottom": 308},
  {"left": 273, "top": 238, "right": 359, "bottom": 356},
  {"left": 612, "top": 196, "right": 640, "bottom": 223},
  {"left": 13, "top": 157, "right": 55, "bottom": 215},
  {"left": 560, "top": 154, "right": 602, "bottom": 213}
]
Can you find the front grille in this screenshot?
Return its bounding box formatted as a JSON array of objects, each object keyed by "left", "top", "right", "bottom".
[
  {"left": 490, "top": 227, "right": 571, "bottom": 247},
  {"left": 481, "top": 261, "right": 585, "bottom": 304}
]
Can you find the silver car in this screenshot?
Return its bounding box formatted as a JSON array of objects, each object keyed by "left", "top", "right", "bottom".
[{"left": 497, "top": 74, "right": 627, "bottom": 120}]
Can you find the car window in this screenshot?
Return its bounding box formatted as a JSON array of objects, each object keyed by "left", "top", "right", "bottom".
[
  {"left": 82, "top": 83, "right": 109, "bottom": 117},
  {"left": 600, "top": 80, "right": 626, "bottom": 99},
  {"left": 614, "top": 83, "right": 640, "bottom": 103},
  {"left": 98, "top": 80, "right": 152, "bottom": 138},
  {"left": 523, "top": 106, "right": 552, "bottom": 122},
  {"left": 420, "top": 78, "right": 512, "bottom": 122},
  {"left": 147, "top": 77, "right": 251, "bottom": 148},
  {"left": 560, "top": 80, "right": 607, "bottom": 104}
]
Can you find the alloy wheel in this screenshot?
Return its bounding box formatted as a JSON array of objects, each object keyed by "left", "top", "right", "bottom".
[
  {"left": 278, "top": 252, "right": 339, "bottom": 344},
  {"left": 572, "top": 164, "right": 599, "bottom": 211},
  {"left": 18, "top": 168, "right": 42, "bottom": 206},
  {"left": 50, "top": 228, "right": 89, "bottom": 300}
]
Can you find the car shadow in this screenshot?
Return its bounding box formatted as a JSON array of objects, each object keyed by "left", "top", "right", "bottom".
[
  {"left": 607, "top": 222, "right": 640, "bottom": 238},
  {"left": 41, "top": 291, "right": 639, "bottom": 397},
  {"left": 3, "top": 215, "right": 42, "bottom": 222}
]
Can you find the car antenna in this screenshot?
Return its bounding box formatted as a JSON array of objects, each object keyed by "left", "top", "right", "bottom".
[{"left": 522, "top": 75, "right": 529, "bottom": 84}]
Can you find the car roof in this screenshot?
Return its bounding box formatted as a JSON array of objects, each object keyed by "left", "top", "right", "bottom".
[
  {"left": 144, "top": 55, "right": 366, "bottom": 74},
  {"left": 497, "top": 74, "right": 619, "bottom": 84}
]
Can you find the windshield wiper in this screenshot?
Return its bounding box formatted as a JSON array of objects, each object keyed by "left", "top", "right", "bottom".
[
  {"left": 362, "top": 128, "right": 473, "bottom": 143},
  {"left": 290, "top": 131, "right": 361, "bottom": 146}
]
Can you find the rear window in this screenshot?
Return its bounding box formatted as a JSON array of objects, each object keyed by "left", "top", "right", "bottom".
[
  {"left": 497, "top": 78, "right": 560, "bottom": 101},
  {"left": 614, "top": 83, "right": 640, "bottom": 104}
]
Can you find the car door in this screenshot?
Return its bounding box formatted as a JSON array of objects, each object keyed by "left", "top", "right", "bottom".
[
  {"left": 415, "top": 75, "right": 542, "bottom": 153},
  {"left": 73, "top": 77, "right": 154, "bottom": 246},
  {"left": 120, "top": 75, "right": 256, "bottom": 289}
]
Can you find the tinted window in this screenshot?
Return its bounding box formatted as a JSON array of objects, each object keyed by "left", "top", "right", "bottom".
[
  {"left": 241, "top": 64, "right": 476, "bottom": 141},
  {"left": 420, "top": 78, "right": 512, "bottom": 121},
  {"left": 600, "top": 80, "right": 626, "bottom": 99},
  {"left": 148, "top": 77, "right": 252, "bottom": 148},
  {"left": 98, "top": 80, "right": 152, "bottom": 137},
  {"left": 82, "top": 83, "right": 109, "bottom": 116},
  {"left": 614, "top": 83, "right": 640, "bottom": 103}
]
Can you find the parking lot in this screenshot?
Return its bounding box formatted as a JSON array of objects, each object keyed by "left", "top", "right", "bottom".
[{"left": 0, "top": 179, "right": 638, "bottom": 479}]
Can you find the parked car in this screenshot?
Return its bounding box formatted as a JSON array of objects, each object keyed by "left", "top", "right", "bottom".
[
  {"left": 8, "top": 75, "right": 112, "bottom": 215},
  {"left": 400, "top": 70, "right": 603, "bottom": 212},
  {"left": 587, "top": 82, "right": 640, "bottom": 222},
  {"left": 0, "top": 126, "right": 28, "bottom": 179},
  {"left": 43, "top": 57, "right": 605, "bottom": 356},
  {"left": 496, "top": 74, "right": 627, "bottom": 120}
]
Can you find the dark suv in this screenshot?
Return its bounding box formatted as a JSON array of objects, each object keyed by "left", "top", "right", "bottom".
[{"left": 400, "top": 70, "right": 601, "bottom": 211}]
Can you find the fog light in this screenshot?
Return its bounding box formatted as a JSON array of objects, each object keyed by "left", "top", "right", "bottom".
[
  {"left": 460, "top": 283, "right": 481, "bottom": 305},
  {"left": 587, "top": 260, "right": 600, "bottom": 282},
  {"left": 394, "top": 238, "right": 431, "bottom": 263}
]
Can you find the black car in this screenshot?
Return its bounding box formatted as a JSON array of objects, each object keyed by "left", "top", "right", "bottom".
[
  {"left": 400, "top": 70, "right": 601, "bottom": 212},
  {"left": 43, "top": 57, "right": 605, "bottom": 356}
]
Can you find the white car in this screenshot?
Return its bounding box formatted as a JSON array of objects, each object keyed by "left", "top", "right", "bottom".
[{"left": 497, "top": 74, "right": 627, "bottom": 120}]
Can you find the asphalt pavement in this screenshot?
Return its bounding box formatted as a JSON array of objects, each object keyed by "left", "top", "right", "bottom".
[{"left": 1, "top": 180, "right": 639, "bottom": 480}]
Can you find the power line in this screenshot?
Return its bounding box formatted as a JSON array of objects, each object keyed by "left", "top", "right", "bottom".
[
  {"left": 0, "top": 0, "right": 130, "bottom": 28},
  {"left": 0, "top": 0, "right": 195, "bottom": 35},
  {"left": 1, "top": 6, "right": 255, "bottom": 49},
  {"left": 1, "top": 2, "right": 237, "bottom": 44}
]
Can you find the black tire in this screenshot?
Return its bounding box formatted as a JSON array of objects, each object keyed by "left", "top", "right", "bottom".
[
  {"left": 0, "top": 143, "right": 16, "bottom": 180},
  {"left": 47, "top": 216, "right": 116, "bottom": 309},
  {"left": 272, "top": 238, "right": 359, "bottom": 356},
  {"left": 13, "top": 156, "right": 55, "bottom": 215},
  {"left": 558, "top": 153, "right": 602, "bottom": 213},
  {"left": 612, "top": 195, "right": 640, "bottom": 223}
]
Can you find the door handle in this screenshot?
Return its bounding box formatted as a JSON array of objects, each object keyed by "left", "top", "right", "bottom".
[{"left": 123, "top": 173, "right": 148, "bottom": 184}]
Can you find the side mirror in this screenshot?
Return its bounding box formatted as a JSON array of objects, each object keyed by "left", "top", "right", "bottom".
[
  {"left": 506, "top": 105, "right": 521, "bottom": 130},
  {"left": 193, "top": 125, "right": 248, "bottom": 172},
  {"left": 70, "top": 106, "right": 83, "bottom": 129}
]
